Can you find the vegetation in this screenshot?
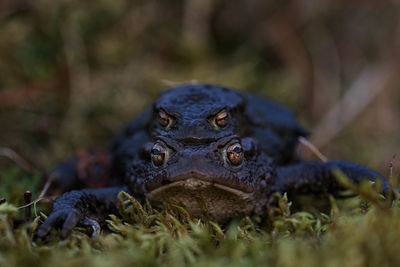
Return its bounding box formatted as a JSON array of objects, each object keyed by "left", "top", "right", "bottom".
[{"left": 1, "top": 169, "right": 400, "bottom": 267}]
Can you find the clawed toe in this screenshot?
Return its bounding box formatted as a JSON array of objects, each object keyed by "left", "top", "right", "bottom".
[
  {"left": 37, "top": 210, "right": 69, "bottom": 238},
  {"left": 37, "top": 209, "right": 84, "bottom": 239}
]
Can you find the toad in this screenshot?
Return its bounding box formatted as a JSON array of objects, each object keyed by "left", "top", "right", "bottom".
[{"left": 38, "top": 84, "right": 387, "bottom": 238}]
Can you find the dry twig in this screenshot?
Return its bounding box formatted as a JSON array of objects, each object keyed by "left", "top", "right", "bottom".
[
  {"left": 18, "top": 173, "right": 56, "bottom": 210},
  {"left": 310, "top": 63, "right": 398, "bottom": 149},
  {"left": 298, "top": 137, "right": 328, "bottom": 162},
  {"left": 0, "top": 147, "right": 34, "bottom": 172}
]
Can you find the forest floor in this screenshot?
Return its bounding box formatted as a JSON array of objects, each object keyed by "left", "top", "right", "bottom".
[{"left": 1, "top": 168, "right": 400, "bottom": 267}]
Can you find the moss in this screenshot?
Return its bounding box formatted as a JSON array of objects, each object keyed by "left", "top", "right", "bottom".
[{"left": 1, "top": 174, "right": 399, "bottom": 267}]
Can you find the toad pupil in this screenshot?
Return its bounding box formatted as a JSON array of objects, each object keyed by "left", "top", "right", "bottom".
[
  {"left": 215, "top": 111, "right": 229, "bottom": 127},
  {"left": 227, "top": 143, "right": 243, "bottom": 165},
  {"left": 151, "top": 143, "right": 166, "bottom": 166},
  {"left": 157, "top": 110, "right": 170, "bottom": 127}
]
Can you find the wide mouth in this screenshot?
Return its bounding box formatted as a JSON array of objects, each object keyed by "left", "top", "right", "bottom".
[
  {"left": 147, "top": 178, "right": 254, "bottom": 199},
  {"left": 145, "top": 170, "right": 255, "bottom": 193},
  {"left": 145, "top": 178, "right": 255, "bottom": 222}
]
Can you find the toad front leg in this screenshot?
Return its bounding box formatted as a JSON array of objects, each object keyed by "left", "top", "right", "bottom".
[
  {"left": 37, "top": 186, "right": 128, "bottom": 238},
  {"left": 271, "top": 161, "right": 388, "bottom": 197}
]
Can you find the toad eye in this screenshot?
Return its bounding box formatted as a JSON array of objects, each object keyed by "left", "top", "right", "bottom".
[
  {"left": 226, "top": 142, "right": 243, "bottom": 166},
  {"left": 151, "top": 142, "right": 167, "bottom": 166},
  {"left": 215, "top": 110, "right": 229, "bottom": 127},
  {"left": 157, "top": 110, "right": 172, "bottom": 128}
]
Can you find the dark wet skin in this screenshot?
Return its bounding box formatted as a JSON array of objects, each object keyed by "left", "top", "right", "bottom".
[{"left": 37, "top": 84, "right": 387, "bottom": 238}]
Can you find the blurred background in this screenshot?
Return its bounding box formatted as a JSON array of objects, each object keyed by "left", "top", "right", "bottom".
[{"left": 1, "top": 0, "right": 400, "bottom": 202}]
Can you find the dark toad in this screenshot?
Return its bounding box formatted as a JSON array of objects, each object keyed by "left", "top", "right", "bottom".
[{"left": 38, "top": 84, "right": 387, "bottom": 238}]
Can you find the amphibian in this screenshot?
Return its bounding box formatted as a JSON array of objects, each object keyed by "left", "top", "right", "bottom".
[{"left": 38, "top": 84, "right": 387, "bottom": 238}]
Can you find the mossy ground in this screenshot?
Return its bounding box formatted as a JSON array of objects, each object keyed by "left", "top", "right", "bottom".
[{"left": 1, "top": 169, "right": 399, "bottom": 267}]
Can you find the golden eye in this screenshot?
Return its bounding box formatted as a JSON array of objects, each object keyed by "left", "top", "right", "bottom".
[
  {"left": 157, "top": 110, "right": 170, "bottom": 127},
  {"left": 151, "top": 142, "right": 166, "bottom": 166},
  {"left": 215, "top": 111, "right": 229, "bottom": 127},
  {"left": 226, "top": 142, "right": 243, "bottom": 166}
]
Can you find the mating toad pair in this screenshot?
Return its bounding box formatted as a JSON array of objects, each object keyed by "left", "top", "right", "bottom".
[{"left": 38, "top": 84, "right": 386, "bottom": 238}]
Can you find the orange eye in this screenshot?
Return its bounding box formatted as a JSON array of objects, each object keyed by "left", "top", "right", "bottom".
[
  {"left": 157, "top": 110, "right": 170, "bottom": 127},
  {"left": 151, "top": 143, "right": 166, "bottom": 166},
  {"left": 226, "top": 142, "right": 243, "bottom": 166},
  {"left": 215, "top": 111, "right": 229, "bottom": 127}
]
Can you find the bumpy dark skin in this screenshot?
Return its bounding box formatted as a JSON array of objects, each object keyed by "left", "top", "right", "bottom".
[
  {"left": 38, "top": 84, "right": 387, "bottom": 238},
  {"left": 150, "top": 85, "right": 308, "bottom": 164}
]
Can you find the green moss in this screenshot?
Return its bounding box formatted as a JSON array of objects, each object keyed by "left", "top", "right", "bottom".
[{"left": 1, "top": 175, "right": 400, "bottom": 267}]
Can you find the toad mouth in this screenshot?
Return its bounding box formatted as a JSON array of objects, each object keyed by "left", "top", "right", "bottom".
[
  {"left": 145, "top": 178, "right": 255, "bottom": 222},
  {"left": 146, "top": 178, "right": 254, "bottom": 199}
]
